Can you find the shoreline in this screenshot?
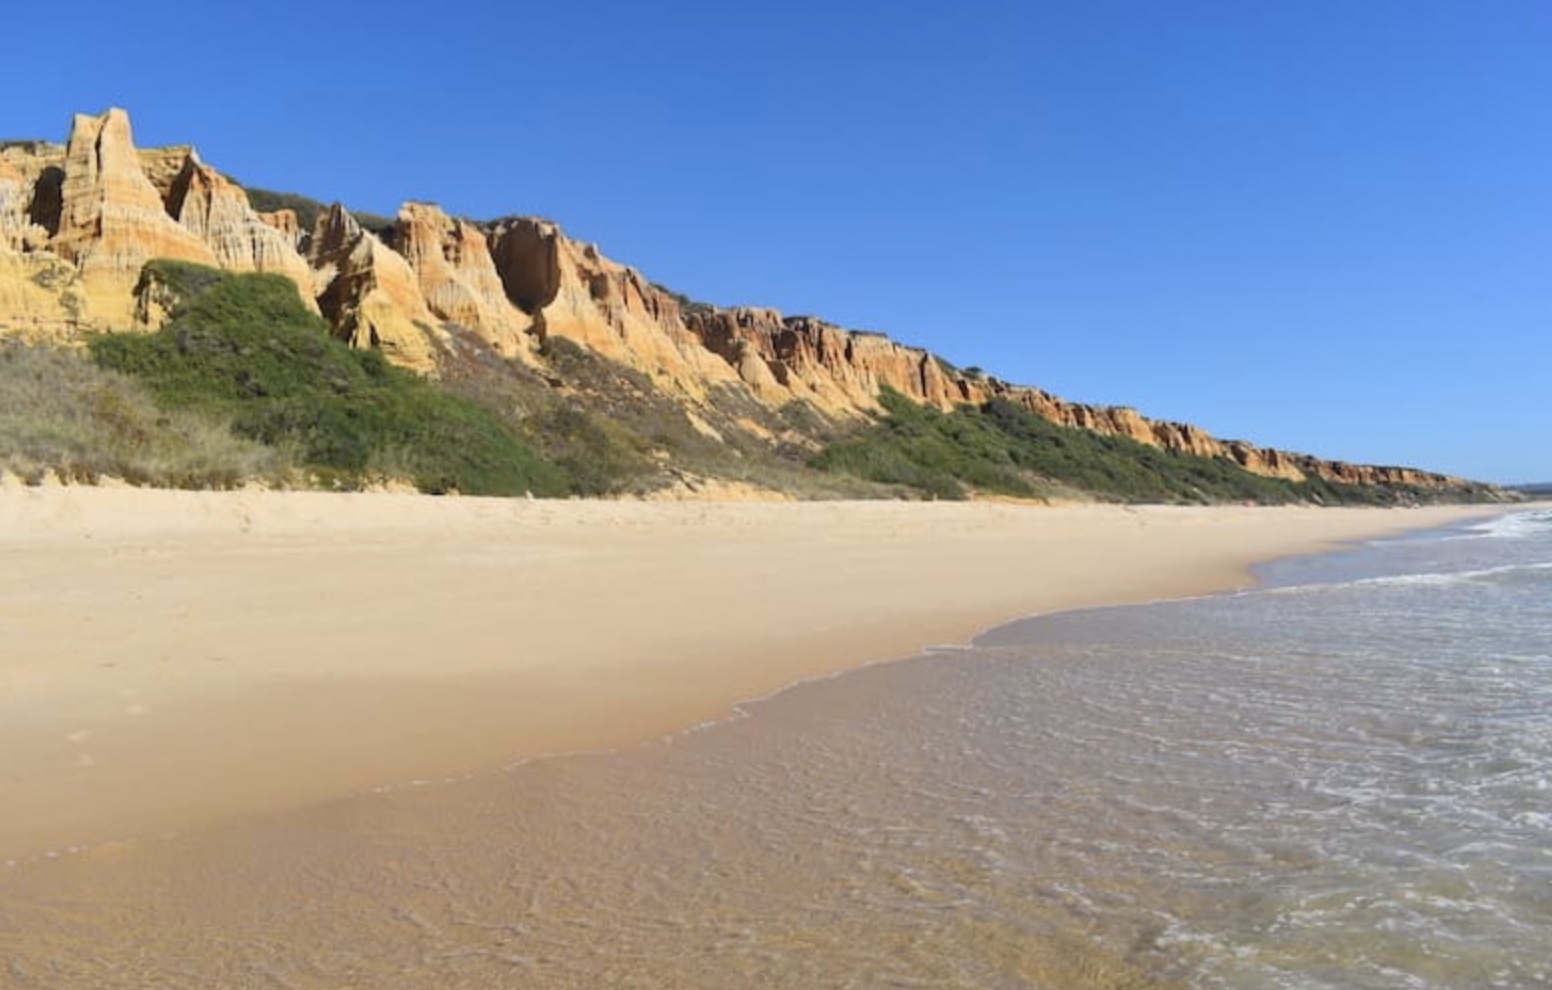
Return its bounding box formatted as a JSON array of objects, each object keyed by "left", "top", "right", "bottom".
[{"left": 0, "top": 487, "right": 1511, "bottom": 863}]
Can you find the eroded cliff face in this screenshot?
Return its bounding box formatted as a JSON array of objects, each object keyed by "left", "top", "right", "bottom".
[
  {"left": 1, "top": 140, "right": 66, "bottom": 253},
  {"left": 309, "top": 204, "right": 440, "bottom": 370},
  {"left": 686, "top": 308, "right": 970, "bottom": 412},
  {"left": 387, "top": 203, "right": 530, "bottom": 355},
  {"left": 0, "top": 146, "right": 90, "bottom": 334},
  {"left": 0, "top": 157, "right": 27, "bottom": 249},
  {"left": 0, "top": 110, "right": 450, "bottom": 368},
  {"left": 165, "top": 155, "right": 317, "bottom": 306},
  {"left": 50, "top": 110, "right": 218, "bottom": 326},
  {"left": 483, "top": 217, "right": 742, "bottom": 397},
  {"left": 0, "top": 108, "right": 1478, "bottom": 493}
]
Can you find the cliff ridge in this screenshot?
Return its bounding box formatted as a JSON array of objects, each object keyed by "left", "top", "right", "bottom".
[{"left": 0, "top": 109, "right": 1487, "bottom": 497}]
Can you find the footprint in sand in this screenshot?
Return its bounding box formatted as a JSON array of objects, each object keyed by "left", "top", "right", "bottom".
[{"left": 65, "top": 730, "right": 97, "bottom": 767}]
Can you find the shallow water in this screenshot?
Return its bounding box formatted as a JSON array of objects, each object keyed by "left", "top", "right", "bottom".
[{"left": 2, "top": 510, "right": 1548, "bottom": 989}]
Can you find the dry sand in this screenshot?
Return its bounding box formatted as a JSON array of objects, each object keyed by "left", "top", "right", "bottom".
[{"left": 0, "top": 484, "right": 1505, "bottom": 863}]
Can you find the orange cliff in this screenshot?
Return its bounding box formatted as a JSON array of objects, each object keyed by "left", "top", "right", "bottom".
[{"left": 0, "top": 108, "right": 1479, "bottom": 493}]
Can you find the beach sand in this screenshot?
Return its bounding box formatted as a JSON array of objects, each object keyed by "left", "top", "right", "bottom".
[{"left": 0, "top": 484, "right": 1502, "bottom": 863}]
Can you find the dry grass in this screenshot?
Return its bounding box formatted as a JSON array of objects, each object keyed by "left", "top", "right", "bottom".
[{"left": 0, "top": 341, "right": 280, "bottom": 487}]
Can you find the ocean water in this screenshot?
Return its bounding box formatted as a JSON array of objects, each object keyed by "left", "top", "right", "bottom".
[{"left": 2, "top": 509, "right": 1549, "bottom": 989}]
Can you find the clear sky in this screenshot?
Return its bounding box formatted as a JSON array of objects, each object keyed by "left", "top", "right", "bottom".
[{"left": 5, "top": 1, "right": 1548, "bottom": 483}]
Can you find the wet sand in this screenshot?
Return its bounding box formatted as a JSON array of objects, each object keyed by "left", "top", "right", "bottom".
[{"left": 0, "top": 484, "right": 1500, "bottom": 863}]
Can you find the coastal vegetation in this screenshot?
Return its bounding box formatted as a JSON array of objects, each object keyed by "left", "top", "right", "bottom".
[
  {"left": 2, "top": 264, "right": 1489, "bottom": 504},
  {"left": 0, "top": 262, "right": 875, "bottom": 497},
  {"left": 811, "top": 388, "right": 1451, "bottom": 505},
  {"left": 439, "top": 329, "right": 878, "bottom": 499},
  {"left": 1, "top": 262, "right": 1493, "bottom": 503},
  {"left": 87, "top": 263, "right": 570, "bottom": 496},
  {"left": 0, "top": 338, "right": 276, "bottom": 487}
]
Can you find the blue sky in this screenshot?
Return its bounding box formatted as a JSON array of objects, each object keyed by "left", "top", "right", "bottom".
[{"left": 5, "top": 1, "right": 1548, "bottom": 483}]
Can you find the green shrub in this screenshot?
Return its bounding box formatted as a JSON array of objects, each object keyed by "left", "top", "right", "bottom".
[
  {"left": 136, "top": 258, "right": 228, "bottom": 300},
  {"left": 811, "top": 390, "right": 1036, "bottom": 500},
  {"left": 812, "top": 388, "right": 1450, "bottom": 505},
  {"left": 91, "top": 265, "right": 571, "bottom": 495},
  {"left": 523, "top": 404, "right": 652, "bottom": 495}
]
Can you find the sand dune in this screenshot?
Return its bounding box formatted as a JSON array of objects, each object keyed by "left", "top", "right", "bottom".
[{"left": 0, "top": 484, "right": 1502, "bottom": 862}]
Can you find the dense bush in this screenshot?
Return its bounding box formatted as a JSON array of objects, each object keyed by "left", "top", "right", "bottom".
[
  {"left": 812, "top": 388, "right": 1434, "bottom": 504},
  {"left": 523, "top": 403, "right": 652, "bottom": 496},
  {"left": 810, "top": 390, "right": 1035, "bottom": 500},
  {"left": 91, "top": 265, "right": 570, "bottom": 496}
]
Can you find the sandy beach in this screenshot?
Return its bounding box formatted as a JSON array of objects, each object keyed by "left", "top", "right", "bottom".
[{"left": 0, "top": 484, "right": 1503, "bottom": 863}]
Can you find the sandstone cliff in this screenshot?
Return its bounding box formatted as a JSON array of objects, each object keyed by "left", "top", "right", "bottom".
[
  {"left": 50, "top": 110, "right": 218, "bottom": 326},
  {"left": 0, "top": 148, "right": 88, "bottom": 335},
  {"left": 483, "top": 216, "right": 745, "bottom": 398},
  {"left": 165, "top": 155, "right": 317, "bottom": 306},
  {"left": 0, "top": 157, "right": 27, "bottom": 249},
  {"left": 386, "top": 203, "right": 530, "bottom": 355},
  {"left": 0, "top": 108, "right": 1479, "bottom": 494},
  {"left": 1, "top": 140, "right": 65, "bottom": 254},
  {"left": 308, "top": 204, "right": 440, "bottom": 370}
]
